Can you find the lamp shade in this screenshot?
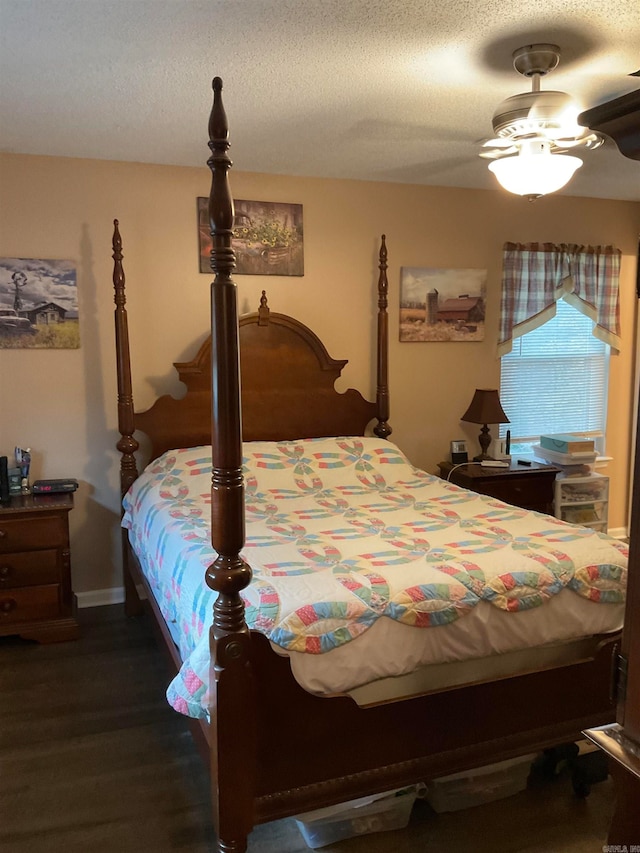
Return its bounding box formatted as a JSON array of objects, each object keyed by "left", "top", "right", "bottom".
[
  {"left": 461, "top": 389, "right": 510, "bottom": 426},
  {"left": 488, "top": 139, "right": 582, "bottom": 199}
]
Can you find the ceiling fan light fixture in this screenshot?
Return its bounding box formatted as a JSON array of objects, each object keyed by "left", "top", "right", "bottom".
[
  {"left": 488, "top": 139, "right": 583, "bottom": 200},
  {"left": 480, "top": 44, "right": 600, "bottom": 197}
]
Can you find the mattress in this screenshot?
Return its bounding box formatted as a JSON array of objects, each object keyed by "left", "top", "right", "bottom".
[{"left": 122, "top": 437, "right": 627, "bottom": 719}]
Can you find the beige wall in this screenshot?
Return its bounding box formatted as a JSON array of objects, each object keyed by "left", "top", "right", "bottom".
[{"left": 1, "top": 152, "right": 638, "bottom": 596}]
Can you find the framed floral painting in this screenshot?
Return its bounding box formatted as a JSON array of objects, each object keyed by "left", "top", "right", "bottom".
[{"left": 198, "top": 198, "right": 304, "bottom": 276}]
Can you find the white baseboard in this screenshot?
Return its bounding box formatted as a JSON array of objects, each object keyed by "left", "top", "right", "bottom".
[
  {"left": 76, "top": 587, "right": 125, "bottom": 608},
  {"left": 608, "top": 527, "right": 628, "bottom": 540}
]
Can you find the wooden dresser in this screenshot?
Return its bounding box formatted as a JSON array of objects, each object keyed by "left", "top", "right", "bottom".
[
  {"left": 438, "top": 459, "right": 559, "bottom": 514},
  {"left": 0, "top": 493, "right": 79, "bottom": 642}
]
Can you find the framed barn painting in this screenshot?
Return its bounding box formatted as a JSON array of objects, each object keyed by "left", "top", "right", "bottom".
[
  {"left": 400, "top": 267, "right": 487, "bottom": 342},
  {"left": 198, "top": 198, "right": 304, "bottom": 276},
  {"left": 0, "top": 258, "right": 79, "bottom": 349}
]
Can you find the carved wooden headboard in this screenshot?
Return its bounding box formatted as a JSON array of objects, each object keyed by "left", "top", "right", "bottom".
[
  {"left": 113, "top": 222, "right": 390, "bottom": 487},
  {"left": 133, "top": 290, "right": 383, "bottom": 459}
]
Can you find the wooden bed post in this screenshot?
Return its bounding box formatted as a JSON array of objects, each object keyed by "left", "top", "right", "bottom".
[
  {"left": 374, "top": 234, "right": 392, "bottom": 439},
  {"left": 112, "top": 220, "right": 142, "bottom": 616},
  {"left": 204, "top": 77, "right": 256, "bottom": 853}
]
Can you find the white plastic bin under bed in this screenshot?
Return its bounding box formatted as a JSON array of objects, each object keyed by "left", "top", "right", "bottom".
[
  {"left": 425, "top": 754, "right": 536, "bottom": 813},
  {"left": 294, "top": 785, "right": 419, "bottom": 849}
]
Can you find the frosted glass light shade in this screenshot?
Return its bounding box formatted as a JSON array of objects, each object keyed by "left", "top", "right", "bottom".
[{"left": 488, "top": 140, "right": 582, "bottom": 199}]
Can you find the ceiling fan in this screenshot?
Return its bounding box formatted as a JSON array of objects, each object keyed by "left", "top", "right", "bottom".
[{"left": 479, "top": 43, "right": 605, "bottom": 198}]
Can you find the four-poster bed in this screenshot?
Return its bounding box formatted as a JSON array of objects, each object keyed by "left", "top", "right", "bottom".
[{"left": 113, "top": 78, "right": 628, "bottom": 852}]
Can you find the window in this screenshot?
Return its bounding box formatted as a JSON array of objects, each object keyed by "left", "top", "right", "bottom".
[{"left": 499, "top": 298, "right": 609, "bottom": 455}]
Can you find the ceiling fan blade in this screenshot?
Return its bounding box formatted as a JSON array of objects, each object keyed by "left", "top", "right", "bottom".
[
  {"left": 549, "top": 132, "right": 606, "bottom": 150},
  {"left": 578, "top": 89, "right": 640, "bottom": 160},
  {"left": 478, "top": 137, "right": 517, "bottom": 148},
  {"left": 478, "top": 146, "right": 518, "bottom": 159}
]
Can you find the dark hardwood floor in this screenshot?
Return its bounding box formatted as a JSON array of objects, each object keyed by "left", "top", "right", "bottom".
[{"left": 0, "top": 606, "right": 614, "bottom": 852}]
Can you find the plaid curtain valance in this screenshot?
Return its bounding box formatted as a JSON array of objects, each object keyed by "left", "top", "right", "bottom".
[{"left": 497, "top": 242, "right": 621, "bottom": 356}]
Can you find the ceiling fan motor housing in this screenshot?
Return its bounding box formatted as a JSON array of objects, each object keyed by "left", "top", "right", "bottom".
[
  {"left": 492, "top": 90, "right": 577, "bottom": 139},
  {"left": 512, "top": 43, "right": 561, "bottom": 77}
]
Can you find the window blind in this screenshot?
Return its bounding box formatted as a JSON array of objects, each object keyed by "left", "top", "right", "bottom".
[{"left": 500, "top": 298, "right": 609, "bottom": 447}]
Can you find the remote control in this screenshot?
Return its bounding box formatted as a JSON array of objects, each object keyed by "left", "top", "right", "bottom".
[
  {"left": 480, "top": 460, "right": 510, "bottom": 468},
  {"left": 32, "top": 478, "right": 79, "bottom": 494}
]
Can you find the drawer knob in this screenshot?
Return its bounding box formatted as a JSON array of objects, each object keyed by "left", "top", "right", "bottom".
[
  {"left": 0, "top": 565, "right": 11, "bottom": 582},
  {"left": 0, "top": 598, "right": 17, "bottom": 615},
  {"left": 0, "top": 529, "right": 6, "bottom": 538}
]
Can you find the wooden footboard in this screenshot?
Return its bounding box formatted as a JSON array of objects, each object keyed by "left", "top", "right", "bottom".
[
  {"left": 124, "top": 525, "right": 619, "bottom": 839},
  {"left": 247, "top": 629, "right": 619, "bottom": 822},
  {"left": 123, "top": 531, "right": 620, "bottom": 841}
]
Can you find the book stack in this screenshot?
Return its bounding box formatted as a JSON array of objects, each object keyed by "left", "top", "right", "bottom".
[{"left": 534, "top": 433, "right": 597, "bottom": 476}]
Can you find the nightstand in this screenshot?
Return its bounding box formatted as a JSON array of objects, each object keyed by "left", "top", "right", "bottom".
[
  {"left": 0, "top": 493, "right": 79, "bottom": 642},
  {"left": 438, "top": 460, "right": 560, "bottom": 514}
]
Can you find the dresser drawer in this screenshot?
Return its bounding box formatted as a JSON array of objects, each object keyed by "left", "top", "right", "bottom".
[
  {"left": 0, "top": 584, "right": 61, "bottom": 625},
  {"left": 480, "top": 476, "right": 553, "bottom": 510},
  {"left": 0, "top": 516, "right": 68, "bottom": 553},
  {"left": 0, "top": 494, "right": 77, "bottom": 642},
  {"left": 0, "top": 549, "right": 60, "bottom": 588}
]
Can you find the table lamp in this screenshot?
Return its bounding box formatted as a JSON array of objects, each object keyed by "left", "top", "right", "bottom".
[{"left": 461, "top": 389, "right": 510, "bottom": 461}]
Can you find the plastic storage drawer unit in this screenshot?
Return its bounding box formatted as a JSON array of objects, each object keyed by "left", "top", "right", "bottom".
[{"left": 554, "top": 473, "right": 609, "bottom": 532}]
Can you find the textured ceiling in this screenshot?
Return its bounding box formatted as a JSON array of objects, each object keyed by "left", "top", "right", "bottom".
[{"left": 1, "top": 0, "right": 639, "bottom": 200}]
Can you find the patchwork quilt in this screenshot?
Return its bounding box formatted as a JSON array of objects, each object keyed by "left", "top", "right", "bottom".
[{"left": 122, "top": 437, "right": 627, "bottom": 719}]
